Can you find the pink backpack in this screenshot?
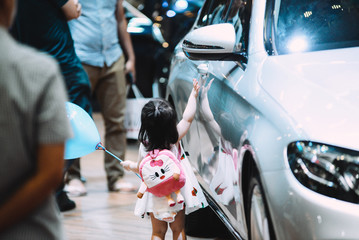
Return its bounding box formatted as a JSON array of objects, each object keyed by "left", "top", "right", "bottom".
[{"left": 139, "top": 149, "right": 186, "bottom": 197}]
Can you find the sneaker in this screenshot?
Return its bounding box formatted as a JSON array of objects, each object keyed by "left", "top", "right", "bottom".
[
  {"left": 65, "top": 178, "right": 87, "bottom": 197},
  {"left": 56, "top": 191, "right": 76, "bottom": 212},
  {"left": 108, "top": 179, "right": 137, "bottom": 193}
]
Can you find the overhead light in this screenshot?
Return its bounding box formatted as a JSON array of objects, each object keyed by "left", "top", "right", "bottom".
[
  {"left": 127, "top": 27, "right": 145, "bottom": 33},
  {"left": 287, "top": 36, "right": 308, "bottom": 53},
  {"left": 162, "top": 1, "right": 169, "bottom": 8},
  {"left": 304, "top": 11, "right": 312, "bottom": 18},
  {"left": 166, "top": 10, "right": 176, "bottom": 18},
  {"left": 175, "top": 0, "right": 188, "bottom": 11},
  {"left": 332, "top": 4, "right": 341, "bottom": 9}
]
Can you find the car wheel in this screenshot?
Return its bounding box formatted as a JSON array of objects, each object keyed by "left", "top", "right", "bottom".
[{"left": 246, "top": 172, "right": 276, "bottom": 240}]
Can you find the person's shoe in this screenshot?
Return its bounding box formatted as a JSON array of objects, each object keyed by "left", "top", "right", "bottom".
[
  {"left": 80, "top": 176, "right": 87, "bottom": 183},
  {"left": 168, "top": 198, "right": 176, "bottom": 207},
  {"left": 177, "top": 194, "right": 184, "bottom": 204},
  {"left": 56, "top": 191, "right": 76, "bottom": 212},
  {"left": 108, "top": 179, "right": 137, "bottom": 193},
  {"left": 65, "top": 178, "right": 87, "bottom": 197}
]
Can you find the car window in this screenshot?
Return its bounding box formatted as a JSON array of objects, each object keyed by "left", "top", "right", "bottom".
[
  {"left": 197, "top": 0, "right": 252, "bottom": 53},
  {"left": 265, "top": 0, "right": 359, "bottom": 55},
  {"left": 197, "top": 0, "right": 226, "bottom": 26}
]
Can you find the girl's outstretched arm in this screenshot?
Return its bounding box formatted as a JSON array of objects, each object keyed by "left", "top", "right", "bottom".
[{"left": 177, "top": 79, "right": 200, "bottom": 142}]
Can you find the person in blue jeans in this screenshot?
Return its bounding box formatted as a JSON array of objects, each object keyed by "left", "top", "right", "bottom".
[
  {"left": 66, "top": 0, "right": 137, "bottom": 194},
  {"left": 11, "top": 0, "right": 93, "bottom": 212}
]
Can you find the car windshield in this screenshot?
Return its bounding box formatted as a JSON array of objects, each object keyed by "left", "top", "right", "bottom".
[{"left": 274, "top": 0, "right": 359, "bottom": 54}]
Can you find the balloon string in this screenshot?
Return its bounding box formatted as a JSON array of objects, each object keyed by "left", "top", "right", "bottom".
[{"left": 96, "top": 142, "right": 141, "bottom": 179}]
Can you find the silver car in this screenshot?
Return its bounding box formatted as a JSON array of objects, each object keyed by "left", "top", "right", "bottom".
[{"left": 166, "top": 0, "right": 359, "bottom": 239}]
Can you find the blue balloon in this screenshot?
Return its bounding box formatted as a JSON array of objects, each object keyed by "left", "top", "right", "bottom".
[{"left": 64, "top": 102, "right": 101, "bottom": 159}]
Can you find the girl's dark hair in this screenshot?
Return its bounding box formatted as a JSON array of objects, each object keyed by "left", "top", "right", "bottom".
[{"left": 138, "top": 99, "right": 179, "bottom": 151}]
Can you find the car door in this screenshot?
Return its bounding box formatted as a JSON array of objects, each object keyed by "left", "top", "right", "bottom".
[
  {"left": 169, "top": 0, "right": 245, "bottom": 173},
  {"left": 191, "top": 0, "right": 254, "bottom": 236}
]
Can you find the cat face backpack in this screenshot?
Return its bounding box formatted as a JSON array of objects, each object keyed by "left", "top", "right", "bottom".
[{"left": 138, "top": 149, "right": 186, "bottom": 206}]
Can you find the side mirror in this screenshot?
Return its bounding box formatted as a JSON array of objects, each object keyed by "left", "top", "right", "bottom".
[{"left": 182, "top": 23, "right": 237, "bottom": 61}]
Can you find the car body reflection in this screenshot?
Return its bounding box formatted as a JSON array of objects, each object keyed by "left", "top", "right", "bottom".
[{"left": 166, "top": 0, "right": 359, "bottom": 239}]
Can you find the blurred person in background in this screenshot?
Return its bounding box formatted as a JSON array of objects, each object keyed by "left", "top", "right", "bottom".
[
  {"left": 0, "top": 0, "right": 71, "bottom": 237},
  {"left": 65, "top": 0, "right": 137, "bottom": 194},
  {"left": 11, "top": 0, "right": 93, "bottom": 211}
]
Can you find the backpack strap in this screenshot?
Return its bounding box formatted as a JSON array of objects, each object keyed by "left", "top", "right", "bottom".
[{"left": 139, "top": 153, "right": 152, "bottom": 181}]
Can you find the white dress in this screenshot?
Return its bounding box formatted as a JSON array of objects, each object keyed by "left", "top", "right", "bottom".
[{"left": 134, "top": 143, "right": 208, "bottom": 222}]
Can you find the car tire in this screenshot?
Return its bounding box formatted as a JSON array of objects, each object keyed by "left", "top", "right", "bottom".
[{"left": 246, "top": 172, "right": 276, "bottom": 240}]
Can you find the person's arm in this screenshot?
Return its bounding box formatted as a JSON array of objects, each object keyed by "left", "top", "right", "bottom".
[
  {"left": 116, "top": 0, "right": 136, "bottom": 82},
  {"left": 176, "top": 79, "right": 200, "bottom": 142},
  {"left": 0, "top": 144, "right": 65, "bottom": 231},
  {"left": 121, "top": 143, "right": 146, "bottom": 173},
  {"left": 121, "top": 160, "right": 139, "bottom": 173},
  {"left": 61, "top": 0, "right": 81, "bottom": 21}
]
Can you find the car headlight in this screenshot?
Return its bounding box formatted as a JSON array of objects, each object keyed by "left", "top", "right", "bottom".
[{"left": 287, "top": 141, "right": 359, "bottom": 204}]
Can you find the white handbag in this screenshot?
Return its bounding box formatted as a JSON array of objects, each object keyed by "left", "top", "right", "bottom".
[{"left": 124, "top": 83, "right": 151, "bottom": 139}]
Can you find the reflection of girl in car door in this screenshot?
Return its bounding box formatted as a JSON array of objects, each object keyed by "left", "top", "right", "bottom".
[
  {"left": 199, "top": 78, "right": 240, "bottom": 205},
  {"left": 210, "top": 138, "right": 239, "bottom": 205}
]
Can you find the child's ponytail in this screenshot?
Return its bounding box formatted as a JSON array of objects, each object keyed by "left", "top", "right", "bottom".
[{"left": 138, "top": 99, "right": 179, "bottom": 151}]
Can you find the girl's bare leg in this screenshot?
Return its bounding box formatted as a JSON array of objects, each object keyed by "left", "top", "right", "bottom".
[
  {"left": 169, "top": 209, "right": 186, "bottom": 240},
  {"left": 150, "top": 213, "right": 168, "bottom": 240}
]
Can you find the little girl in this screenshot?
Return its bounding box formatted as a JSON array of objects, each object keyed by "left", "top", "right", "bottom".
[{"left": 121, "top": 79, "right": 208, "bottom": 240}]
